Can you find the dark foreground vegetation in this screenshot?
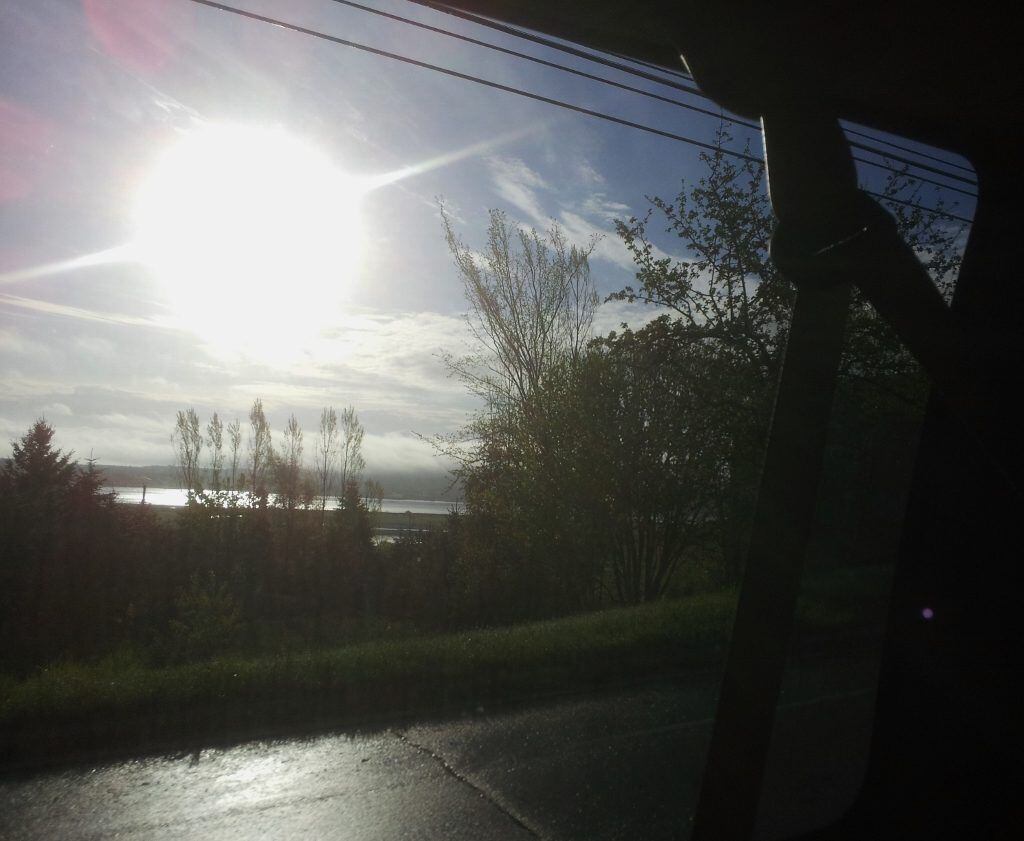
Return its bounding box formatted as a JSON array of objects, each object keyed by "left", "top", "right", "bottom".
[{"left": 0, "top": 564, "right": 890, "bottom": 766}]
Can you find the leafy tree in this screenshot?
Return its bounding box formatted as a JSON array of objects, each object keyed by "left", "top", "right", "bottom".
[
  {"left": 0, "top": 420, "right": 125, "bottom": 669},
  {"left": 440, "top": 207, "right": 599, "bottom": 489},
  {"left": 610, "top": 133, "right": 781, "bottom": 579},
  {"left": 227, "top": 417, "right": 242, "bottom": 491},
  {"left": 442, "top": 206, "right": 598, "bottom": 410},
  {"left": 362, "top": 478, "right": 384, "bottom": 514},
  {"left": 615, "top": 129, "right": 962, "bottom": 407},
  {"left": 440, "top": 208, "right": 604, "bottom": 613},
  {"left": 206, "top": 412, "right": 224, "bottom": 491},
  {"left": 274, "top": 413, "right": 305, "bottom": 511},
  {"left": 166, "top": 570, "right": 241, "bottom": 662},
  {"left": 58, "top": 455, "right": 123, "bottom": 658},
  {"left": 173, "top": 408, "right": 204, "bottom": 494},
  {"left": 247, "top": 398, "right": 273, "bottom": 503},
  {"left": 315, "top": 406, "right": 339, "bottom": 515},
  {"left": 338, "top": 405, "right": 365, "bottom": 498},
  {"left": 440, "top": 127, "right": 966, "bottom": 611},
  {"left": 0, "top": 420, "right": 77, "bottom": 639},
  {"left": 328, "top": 477, "right": 376, "bottom": 623},
  {"left": 1, "top": 419, "right": 76, "bottom": 512},
  {"left": 612, "top": 126, "right": 965, "bottom": 576},
  {"left": 585, "top": 328, "right": 729, "bottom": 601}
]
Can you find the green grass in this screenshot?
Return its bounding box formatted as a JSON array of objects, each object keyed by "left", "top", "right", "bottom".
[
  {"left": 1, "top": 592, "right": 732, "bottom": 723},
  {"left": 0, "top": 564, "right": 891, "bottom": 765}
]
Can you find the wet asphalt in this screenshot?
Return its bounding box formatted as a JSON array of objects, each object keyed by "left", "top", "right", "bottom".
[{"left": 0, "top": 657, "right": 877, "bottom": 840}]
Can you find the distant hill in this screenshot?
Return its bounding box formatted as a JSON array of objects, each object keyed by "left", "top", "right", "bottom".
[
  {"left": 370, "top": 466, "right": 462, "bottom": 501},
  {"left": 94, "top": 463, "right": 462, "bottom": 502}
]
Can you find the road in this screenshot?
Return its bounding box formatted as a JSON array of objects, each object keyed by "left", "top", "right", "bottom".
[{"left": 0, "top": 656, "right": 878, "bottom": 840}]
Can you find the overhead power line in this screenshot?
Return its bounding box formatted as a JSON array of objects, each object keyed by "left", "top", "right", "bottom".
[
  {"left": 866, "top": 191, "right": 970, "bottom": 224},
  {"left": 852, "top": 156, "right": 976, "bottom": 197},
  {"left": 403, "top": 1, "right": 977, "bottom": 186},
  {"left": 324, "top": 0, "right": 749, "bottom": 126},
  {"left": 843, "top": 126, "right": 976, "bottom": 175},
  {"left": 184, "top": 0, "right": 973, "bottom": 224},
  {"left": 402, "top": 0, "right": 705, "bottom": 96},
  {"left": 187, "top": 1, "right": 760, "bottom": 161},
  {"left": 848, "top": 142, "right": 974, "bottom": 187},
  {"left": 410, "top": 1, "right": 702, "bottom": 84},
  {"left": 392, "top": 3, "right": 977, "bottom": 191},
  {"left": 351, "top": 0, "right": 976, "bottom": 194}
]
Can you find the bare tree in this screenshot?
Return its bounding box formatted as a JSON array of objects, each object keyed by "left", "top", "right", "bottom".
[
  {"left": 314, "top": 406, "right": 339, "bottom": 515},
  {"left": 338, "top": 405, "right": 365, "bottom": 499},
  {"left": 206, "top": 412, "right": 224, "bottom": 491},
  {"left": 362, "top": 477, "right": 384, "bottom": 514},
  {"left": 227, "top": 418, "right": 242, "bottom": 492},
  {"left": 173, "top": 408, "right": 203, "bottom": 495},
  {"left": 247, "top": 398, "right": 273, "bottom": 503},
  {"left": 275, "top": 414, "right": 304, "bottom": 511},
  {"left": 442, "top": 206, "right": 599, "bottom": 411}
]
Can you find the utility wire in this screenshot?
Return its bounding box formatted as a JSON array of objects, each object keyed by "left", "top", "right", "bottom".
[
  {"left": 853, "top": 157, "right": 976, "bottom": 197},
  {"left": 402, "top": 0, "right": 705, "bottom": 96},
  {"left": 844, "top": 126, "right": 975, "bottom": 174},
  {"left": 392, "top": 2, "right": 976, "bottom": 190},
  {"left": 410, "top": 1, "right": 701, "bottom": 84},
  {"left": 848, "top": 142, "right": 974, "bottom": 187},
  {"left": 403, "top": 0, "right": 978, "bottom": 186},
  {"left": 350, "top": 0, "right": 978, "bottom": 195},
  {"left": 865, "top": 191, "right": 970, "bottom": 224},
  {"left": 187, "top": 1, "right": 761, "bottom": 161},
  {"left": 185, "top": 0, "right": 973, "bottom": 224},
  {"left": 324, "top": 0, "right": 753, "bottom": 126},
  {"left": 614, "top": 45, "right": 972, "bottom": 182}
]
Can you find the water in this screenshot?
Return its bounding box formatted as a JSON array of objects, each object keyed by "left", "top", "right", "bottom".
[{"left": 106, "top": 487, "right": 460, "bottom": 516}]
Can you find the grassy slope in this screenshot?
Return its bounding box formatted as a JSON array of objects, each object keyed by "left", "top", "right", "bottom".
[{"left": 0, "top": 565, "right": 891, "bottom": 766}]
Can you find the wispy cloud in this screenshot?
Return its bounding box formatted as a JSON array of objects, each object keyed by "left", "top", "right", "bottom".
[
  {"left": 575, "top": 159, "right": 606, "bottom": 187},
  {"left": 41, "top": 401, "right": 72, "bottom": 417},
  {"left": 0, "top": 328, "right": 51, "bottom": 357},
  {"left": 485, "top": 156, "right": 550, "bottom": 225},
  {"left": 0, "top": 244, "right": 134, "bottom": 286},
  {"left": 481, "top": 155, "right": 682, "bottom": 278},
  {"left": 557, "top": 210, "right": 634, "bottom": 273},
  {"left": 580, "top": 193, "right": 631, "bottom": 223},
  {"left": 0, "top": 293, "right": 178, "bottom": 331},
  {"left": 591, "top": 298, "right": 673, "bottom": 335}
]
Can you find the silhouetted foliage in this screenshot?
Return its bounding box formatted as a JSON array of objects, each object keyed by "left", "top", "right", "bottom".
[
  {"left": 166, "top": 570, "right": 241, "bottom": 662},
  {"left": 613, "top": 127, "right": 964, "bottom": 577},
  {"left": 247, "top": 398, "right": 273, "bottom": 501},
  {"left": 0, "top": 421, "right": 127, "bottom": 669},
  {"left": 436, "top": 126, "right": 965, "bottom": 613},
  {"left": 173, "top": 408, "right": 204, "bottom": 494},
  {"left": 0, "top": 412, "right": 398, "bottom": 674}
]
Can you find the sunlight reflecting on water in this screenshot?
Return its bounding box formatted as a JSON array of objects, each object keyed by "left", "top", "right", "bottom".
[{"left": 107, "top": 487, "right": 457, "bottom": 515}]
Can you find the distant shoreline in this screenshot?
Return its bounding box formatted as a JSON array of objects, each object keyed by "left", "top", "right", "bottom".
[
  {"left": 105, "top": 486, "right": 462, "bottom": 516},
  {"left": 91, "top": 463, "right": 462, "bottom": 504}
]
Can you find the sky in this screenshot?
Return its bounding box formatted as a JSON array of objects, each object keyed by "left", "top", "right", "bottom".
[{"left": 0, "top": 0, "right": 975, "bottom": 475}]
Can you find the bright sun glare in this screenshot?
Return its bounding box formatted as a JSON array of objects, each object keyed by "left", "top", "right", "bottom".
[{"left": 135, "top": 124, "right": 363, "bottom": 358}]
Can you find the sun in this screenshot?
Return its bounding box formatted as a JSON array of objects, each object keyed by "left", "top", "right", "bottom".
[{"left": 134, "top": 123, "right": 363, "bottom": 357}]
